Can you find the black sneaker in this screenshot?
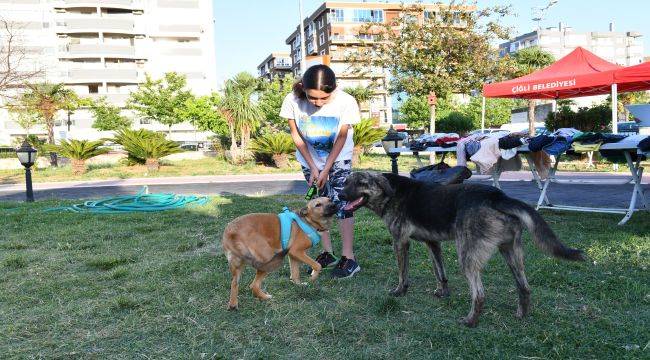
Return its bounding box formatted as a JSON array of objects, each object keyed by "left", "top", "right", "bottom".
[
  {"left": 305, "top": 252, "right": 338, "bottom": 274},
  {"left": 331, "top": 256, "right": 361, "bottom": 279}
]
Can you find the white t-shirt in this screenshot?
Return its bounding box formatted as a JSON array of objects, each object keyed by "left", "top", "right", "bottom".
[{"left": 279, "top": 88, "right": 361, "bottom": 169}]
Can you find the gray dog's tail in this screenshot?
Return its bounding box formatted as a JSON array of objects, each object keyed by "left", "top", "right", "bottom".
[{"left": 496, "top": 199, "right": 586, "bottom": 261}]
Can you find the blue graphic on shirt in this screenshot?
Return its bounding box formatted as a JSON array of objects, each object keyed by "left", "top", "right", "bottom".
[{"left": 299, "top": 116, "right": 339, "bottom": 157}]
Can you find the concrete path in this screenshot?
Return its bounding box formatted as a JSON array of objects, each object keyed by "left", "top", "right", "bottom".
[{"left": 1, "top": 171, "right": 648, "bottom": 213}]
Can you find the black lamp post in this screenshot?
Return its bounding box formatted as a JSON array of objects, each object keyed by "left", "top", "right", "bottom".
[
  {"left": 382, "top": 125, "right": 403, "bottom": 175},
  {"left": 66, "top": 109, "right": 74, "bottom": 131},
  {"left": 16, "top": 140, "right": 37, "bottom": 202}
]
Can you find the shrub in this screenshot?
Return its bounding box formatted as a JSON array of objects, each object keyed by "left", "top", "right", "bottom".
[
  {"left": 249, "top": 132, "right": 294, "bottom": 168},
  {"left": 436, "top": 111, "right": 474, "bottom": 134},
  {"left": 45, "top": 139, "right": 110, "bottom": 175},
  {"left": 111, "top": 129, "right": 181, "bottom": 171}
]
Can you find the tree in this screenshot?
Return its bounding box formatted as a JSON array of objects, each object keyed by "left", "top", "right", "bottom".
[
  {"left": 127, "top": 72, "right": 193, "bottom": 136},
  {"left": 8, "top": 106, "right": 41, "bottom": 135},
  {"left": 20, "top": 82, "right": 76, "bottom": 166},
  {"left": 512, "top": 46, "right": 555, "bottom": 134},
  {"left": 89, "top": 97, "right": 131, "bottom": 131},
  {"left": 45, "top": 139, "right": 109, "bottom": 175},
  {"left": 398, "top": 95, "right": 429, "bottom": 129},
  {"left": 218, "top": 72, "right": 263, "bottom": 163},
  {"left": 0, "top": 16, "right": 42, "bottom": 99},
  {"left": 258, "top": 75, "right": 295, "bottom": 133},
  {"left": 349, "top": 2, "right": 515, "bottom": 98},
  {"left": 180, "top": 93, "right": 228, "bottom": 137},
  {"left": 463, "top": 97, "right": 516, "bottom": 129},
  {"left": 344, "top": 86, "right": 374, "bottom": 106}
]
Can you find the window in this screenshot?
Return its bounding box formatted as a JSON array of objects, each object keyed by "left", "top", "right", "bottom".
[
  {"left": 319, "top": 32, "right": 325, "bottom": 45},
  {"left": 352, "top": 9, "right": 383, "bottom": 23},
  {"left": 330, "top": 9, "right": 344, "bottom": 22},
  {"left": 88, "top": 84, "right": 99, "bottom": 93},
  {"left": 320, "top": 49, "right": 326, "bottom": 55},
  {"left": 318, "top": 17, "right": 324, "bottom": 29}
]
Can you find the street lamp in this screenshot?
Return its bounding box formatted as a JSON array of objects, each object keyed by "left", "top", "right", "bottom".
[
  {"left": 15, "top": 140, "right": 37, "bottom": 202},
  {"left": 382, "top": 125, "right": 403, "bottom": 175}
]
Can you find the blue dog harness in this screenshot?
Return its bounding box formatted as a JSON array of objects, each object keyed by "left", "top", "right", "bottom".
[{"left": 278, "top": 206, "right": 321, "bottom": 250}]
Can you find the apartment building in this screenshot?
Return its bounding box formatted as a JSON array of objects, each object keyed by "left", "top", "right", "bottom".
[
  {"left": 257, "top": 52, "right": 292, "bottom": 81},
  {"left": 0, "top": 0, "right": 217, "bottom": 145},
  {"left": 499, "top": 23, "right": 644, "bottom": 66},
  {"left": 285, "top": 2, "right": 446, "bottom": 125}
]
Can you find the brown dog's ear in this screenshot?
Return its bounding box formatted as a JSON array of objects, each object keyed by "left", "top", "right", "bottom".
[
  {"left": 376, "top": 174, "right": 395, "bottom": 197},
  {"left": 299, "top": 207, "right": 308, "bottom": 217}
]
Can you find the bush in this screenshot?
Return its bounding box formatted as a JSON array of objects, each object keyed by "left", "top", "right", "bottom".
[
  {"left": 353, "top": 118, "right": 385, "bottom": 150},
  {"left": 111, "top": 129, "right": 181, "bottom": 168},
  {"left": 545, "top": 104, "right": 612, "bottom": 132},
  {"left": 436, "top": 111, "right": 474, "bottom": 134}
]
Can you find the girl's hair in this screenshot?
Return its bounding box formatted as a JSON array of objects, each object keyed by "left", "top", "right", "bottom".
[{"left": 293, "top": 64, "right": 337, "bottom": 99}]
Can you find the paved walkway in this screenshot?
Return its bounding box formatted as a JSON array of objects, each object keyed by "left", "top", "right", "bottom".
[{"left": 1, "top": 171, "right": 648, "bottom": 211}]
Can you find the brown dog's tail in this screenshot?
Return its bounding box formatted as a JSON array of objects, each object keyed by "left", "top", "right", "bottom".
[{"left": 496, "top": 198, "right": 586, "bottom": 261}]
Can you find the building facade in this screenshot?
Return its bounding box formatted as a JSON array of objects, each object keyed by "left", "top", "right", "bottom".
[
  {"left": 257, "top": 52, "right": 292, "bottom": 81},
  {"left": 499, "top": 23, "right": 644, "bottom": 66},
  {"left": 0, "top": 0, "right": 217, "bottom": 146},
  {"left": 284, "top": 2, "right": 446, "bottom": 126}
]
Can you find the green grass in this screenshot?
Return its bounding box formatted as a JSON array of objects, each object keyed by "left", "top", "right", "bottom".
[{"left": 0, "top": 195, "right": 648, "bottom": 358}]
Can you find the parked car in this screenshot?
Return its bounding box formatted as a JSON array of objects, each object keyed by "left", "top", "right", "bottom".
[{"left": 468, "top": 129, "right": 510, "bottom": 136}]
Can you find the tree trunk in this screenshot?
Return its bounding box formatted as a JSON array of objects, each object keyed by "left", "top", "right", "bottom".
[
  {"left": 229, "top": 124, "right": 237, "bottom": 152},
  {"left": 352, "top": 146, "right": 363, "bottom": 166},
  {"left": 272, "top": 154, "right": 290, "bottom": 169},
  {"left": 46, "top": 117, "right": 58, "bottom": 167},
  {"left": 528, "top": 99, "right": 536, "bottom": 136},
  {"left": 146, "top": 158, "right": 159, "bottom": 172},
  {"left": 71, "top": 159, "right": 86, "bottom": 175}
]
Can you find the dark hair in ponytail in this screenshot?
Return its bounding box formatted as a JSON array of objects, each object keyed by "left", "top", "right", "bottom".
[{"left": 293, "top": 64, "right": 337, "bottom": 99}]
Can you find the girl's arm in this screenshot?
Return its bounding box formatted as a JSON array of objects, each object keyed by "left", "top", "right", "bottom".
[
  {"left": 316, "top": 124, "right": 350, "bottom": 188},
  {"left": 288, "top": 119, "right": 320, "bottom": 185}
]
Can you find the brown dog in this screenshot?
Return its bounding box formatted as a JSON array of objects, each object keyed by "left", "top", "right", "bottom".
[{"left": 222, "top": 197, "right": 338, "bottom": 310}]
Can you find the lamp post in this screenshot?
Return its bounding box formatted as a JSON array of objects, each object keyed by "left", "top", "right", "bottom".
[
  {"left": 66, "top": 109, "right": 74, "bottom": 132},
  {"left": 382, "top": 125, "right": 403, "bottom": 175},
  {"left": 15, "top": 140, "right": 37, "bottom": 202}
]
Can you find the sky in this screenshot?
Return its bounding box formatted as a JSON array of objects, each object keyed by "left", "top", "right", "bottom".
[{"left": 213, "top": 0, "right": 650, "bottom": 86}]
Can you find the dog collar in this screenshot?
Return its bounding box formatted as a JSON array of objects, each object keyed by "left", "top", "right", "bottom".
[{"left": 278, "top": 206, "right": 321, "bottom": 250}]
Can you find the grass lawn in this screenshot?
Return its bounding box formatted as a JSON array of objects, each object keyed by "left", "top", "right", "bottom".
[
  {"left": 1, "top": 195, "right": 648, "bottom": 358},
  {"left": 1, "top": 153, "right": 645, "bottom": 184}
]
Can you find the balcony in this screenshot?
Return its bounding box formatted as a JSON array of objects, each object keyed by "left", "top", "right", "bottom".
[
  {"left": 65, "top": 68, "right": 138, "bottom": 83},
  {"left": 150, "top": 24, "right": 202, "bottom": 37},
  {"left": 55, "top": 0, "right": 144, "bottom": 11},
  {"left": 62, "top": 44, "right": 136, "bottom": 57},
  {"left": 57, "top": 18, "right": 139, "bottom": 34}
]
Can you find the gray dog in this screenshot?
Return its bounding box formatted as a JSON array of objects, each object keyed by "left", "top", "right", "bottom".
[{"left": 340, "top": 171, "right": 585, "bottom": 327}]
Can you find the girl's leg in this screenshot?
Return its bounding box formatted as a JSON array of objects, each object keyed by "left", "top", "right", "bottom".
[
  {"left": 320, "top": 230, "right": 334, "bottom": 253},
  {"left": 339, "top": 217, "right": 355, "bottom": 259}
]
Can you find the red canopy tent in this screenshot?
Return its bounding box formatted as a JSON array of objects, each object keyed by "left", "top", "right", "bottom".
[
  {"left": 613, "top": 61, "right": 650, "bottom": 93},
  {"left": 480, "top": 47, "right": 650, "bottom": 133},
  {"left": 483, "top": 47, "right": 622, "bottom": 99}
]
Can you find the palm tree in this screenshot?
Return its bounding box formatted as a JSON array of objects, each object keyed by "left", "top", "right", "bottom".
[
  {"left": 20, "top": 83, "right": 77, "bottom": 166},
  {"left": 111, "top": 129, "right": 182, "bottom": 171},
  {"left": 249, "top": 132, "right": 294, "bottom": 168},
  {"left": 513, "top": 47, "right": 555, "bottom": 135},
  {"left": 218, "top": 73, "right": 263, "bottom": 163},
  {"left": 45, "top": 139, "right": 109, "bottom": 175}
]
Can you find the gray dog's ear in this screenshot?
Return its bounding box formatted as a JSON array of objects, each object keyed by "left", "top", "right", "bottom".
[
  {"left": 299, "top": 207, "right": 308, "bottom": 217},
  {"left": 376, "top": 174, "right": 395, "bottom": 197}
]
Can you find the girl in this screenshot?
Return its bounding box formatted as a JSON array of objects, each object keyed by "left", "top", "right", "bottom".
[{"left": 279, "top": 64, "right": 361, "bottom": 278}]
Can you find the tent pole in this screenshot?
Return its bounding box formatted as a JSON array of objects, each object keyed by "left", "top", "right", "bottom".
[
  {"left": 612, "top": 83, "right": 618, "bottom": 171},
  {"left": 481, "top": 96, "right": 486, "bottom": 132},
  {"left": 611, "top": 83, "right": 618, "bottom": 134}
]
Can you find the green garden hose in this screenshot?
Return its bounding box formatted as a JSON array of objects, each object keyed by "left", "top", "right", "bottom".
[{"left": 45, "top": 186, "right": 208, "bottom": 213}]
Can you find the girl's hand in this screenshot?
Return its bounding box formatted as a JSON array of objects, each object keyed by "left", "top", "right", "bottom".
[
  {"left": 309, "top": 166, "right": 320, "bottom": 187},
  {"left": 316, "top": 169, "right": 329, "bottom": 189}
]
